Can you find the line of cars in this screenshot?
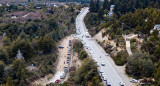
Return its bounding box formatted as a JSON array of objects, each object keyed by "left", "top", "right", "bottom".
[
  {"left": 80, "top": 38, "right": 125, "bottom": 86},
  {"left": 56, "top": 40, "right": 72, "bottom": 83}
]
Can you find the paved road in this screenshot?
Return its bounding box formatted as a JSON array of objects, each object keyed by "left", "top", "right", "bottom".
[{"left": 76, "top": 7, "right": 133, "bottom": 86}]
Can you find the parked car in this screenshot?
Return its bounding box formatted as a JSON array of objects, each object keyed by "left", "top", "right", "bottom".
[
  {"left": 60, "top": 73, "right": 66, "bottom": 79},
  {"left": 101, "top": 62, "right": 105, "bottom": 66},
  {"left": 64, "top": 68, "right": 68, "bottom": 73},
  {"left": 130, "top": 79, "right": 138, "bottom": 83},
  {"left": 55, "top": 79, "right": 61, "bottom": 83},
  {"left": 106, "top": 53, "right": 110, "bottom": 56},
  {"left": 58, "top": 45, "right": 64, "bottom": 48},
  {"left": 64, "top": 64, "right": 68, "bottom": 68},
  {"left": 103, "top": 77, "right": 107, "bottom": 81},
  {"left": 119, "top": 82, "right": 125, "bottom": 86},
  {"left": 106, "top": 81, "right": 111, "bottom": 86}
]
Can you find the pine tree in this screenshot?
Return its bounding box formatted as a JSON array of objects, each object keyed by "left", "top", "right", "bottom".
[
  {"left": 98, "top": 8, "right": 104, "bottom": 19},
  {"left": 90, "top": 0, "right": 95, "bottom": 12},
  {"left": 103, "top": 0, "right": 108, "bottom": 10},
  {"left": 95, "top": 0, "right": 100, "bottom": 12}
]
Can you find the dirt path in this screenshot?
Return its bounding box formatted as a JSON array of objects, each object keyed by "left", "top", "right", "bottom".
[
  {"left": 45, "top": 36, "right": 74, "bottom": 85},
  {"left": 32, "top": 36, "right": 74, "bottom": 86},
  {"left": 123, "top": 34, "right": 138, "bottom": 56}
]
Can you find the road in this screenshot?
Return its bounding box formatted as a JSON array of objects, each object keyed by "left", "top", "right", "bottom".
[{"left": 76, "top": 7, "right": 133, "bottom": 86}]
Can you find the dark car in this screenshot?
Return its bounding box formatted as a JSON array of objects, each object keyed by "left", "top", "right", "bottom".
[{"left": 55, "top": 79, "right": 61, "bottom": 83}]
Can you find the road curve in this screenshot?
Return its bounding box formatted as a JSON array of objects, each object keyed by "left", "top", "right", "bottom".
[{"left": 75, "top": 7, "right": 133, "bottom": 86}]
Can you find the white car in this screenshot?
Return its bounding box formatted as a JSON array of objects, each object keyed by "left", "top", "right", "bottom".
[
  {"left": 106, "top": 81, "right": 111, "bottom": 86},
  {"left": 106, "top": 53, "right": 110, "bottom": 56},
  {"left": 130, "top": 79, "right": 138, "bottom": 83},
  {"left": 60, "top": 73, "right": 66, "bottom": 79},
  {"left": 96, "top": 63, "right": 100, "bottom": 67},
  {"left": 101, "top": 73, "right": 106, "bottom": 77},
  {"left": 99, "top": 68, "right": 104, "bottom": 73},
  {"left": 101, "top": 62, "right": 105, "bottom": 66},
  {"left": 103, "top": 77, "right": 107, "bottom": 81},
  {"left": 93, "top": 58, "right": 97, "bottom": 63},
  {"left": 119, "top": 82, "right": 125, "bottom": 86}
]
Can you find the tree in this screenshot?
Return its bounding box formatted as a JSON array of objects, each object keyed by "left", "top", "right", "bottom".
[
  {"left": 0, "top": 61, "right": 5, "bottom": 84},
  {"left": 151, "top": 29, "right": 159, "bottom": 37},
  {"left": 98, "top": 8, "right": 104, "bottom": 19},
  {"left": 74, "top": 58, "right": 100, "bottom": 85},
  {"left": 114, "top": 50, "right": 128, "bottom": 66},
  {"left": 95, "top": 0, "right": 100, "bottom": 12},
  {"left": 90, "top": 77, "right": 103, "bottom": 86},
  {"left": 12, "top": 59, "right": 27, "bottom": 85},
  {"left": 6, "top": 76, "right": 15, "bottom": 86},
  {"left": 79, "top": 50, "right": 88, "bottom": 60},
  {"left": 71, "top": 17, "right": 74, "bottom": 23},
  {"left": 38, "top": 35, "right": 56, "bottom": 54},
  {"left": 90, "top": 0, "right": 95, "bottom": 12},
  {"left": 154, "top": 60, "right": 160, "bottom": 86},
  {"left": 9, "top": 39, "right": 34, "bottom": 61},
  {"left": 103, "top": 0, "right": 109, "bottom": 10},
  {"left": 126, "top": 52, "right": 155, "bottom": 78}
]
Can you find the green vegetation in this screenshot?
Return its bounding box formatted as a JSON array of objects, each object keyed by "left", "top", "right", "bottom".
[
  {"left": 87, "top": 0, "right": 160, "bottom": 85},
  {"left": 57, "top": 58, "right": 103, "bottom": 86},
  {"left": 103, "top": 0, "right": 160, "bottom": 15},
  {"left": 0, "top": 4, "right": 80, "bottom": 85},
  {"left": 113, "top": 50, "right": 128, "bottom": 66},
  {"left": 73, "top": 40, "right": 88, "bottom": 60},
  {"left": 73, "top": 40, "right": 83, "bottom": 53},
  {"left": 126, "top": 52, "right": 155, "bottom": 78},
  {"left": 79, "top": 50, "right": 88, "bottom": 60}
]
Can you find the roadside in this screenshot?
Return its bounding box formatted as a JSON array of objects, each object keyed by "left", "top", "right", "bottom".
[
  {"left": 93, "top": 29, "right": 135, "bottom": 86},
  {"left": 46, "top": 36, "right": 74, "bottom": 84},
  {"left": 31, "top": 36, "right": 74, "bottom": 86}
]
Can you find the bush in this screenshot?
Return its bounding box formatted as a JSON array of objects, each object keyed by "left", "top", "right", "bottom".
[
  {"left": 114, "top": 50, "right": 129, "bottom": 66},
  {"left": 79, "top": 50, "right": 88, "bottom": 60},
  {"left": 73, "top": 40, "right": 83, "bottom": 53}
]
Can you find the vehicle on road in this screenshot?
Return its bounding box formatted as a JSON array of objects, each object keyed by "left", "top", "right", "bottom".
[
  {"left": 96, "top": 63, "right": 100, "bottom": 67},
  {"left": 106, "top": 81, "right": 111, "bottom": 86},
  {"left": 103, "top": 77, "right": 107, "bottom": 81},
  {"left": 101, "top": 62, "right": 105, "bottom": 66},
  {"left": 98, "top": 67, "right": 104, "bottom": 73},
  {"left": 119, "top": 82, "right": 125, "bottom": 86},
  {"left": 55, "top": 79, "right": 61, "bottom": 83},
  {"left": 60, "top": 73, "right": 66, "bottom": 79},
  {"left": 130, "top": 79, "right": 138, "bottom": 83},
  {"left": 106, "top": 53, "right": 110, "bottom": 56},
  {"left": 64, "top": 64, "right": 68, "bottom": 68},
  {"left": 58, "top": 45, "right": 64, "bottom": 48},
  {"left": 64, "top": 68, "right": 68, "bottom": 73},
  {"left": 93, "top": 58, "right": 97, "bottom": 63}
]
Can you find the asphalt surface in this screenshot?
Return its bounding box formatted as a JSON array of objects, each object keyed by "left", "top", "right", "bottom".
[{"left": 75, "top": 7, "right": 133, "bottom": 86}]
